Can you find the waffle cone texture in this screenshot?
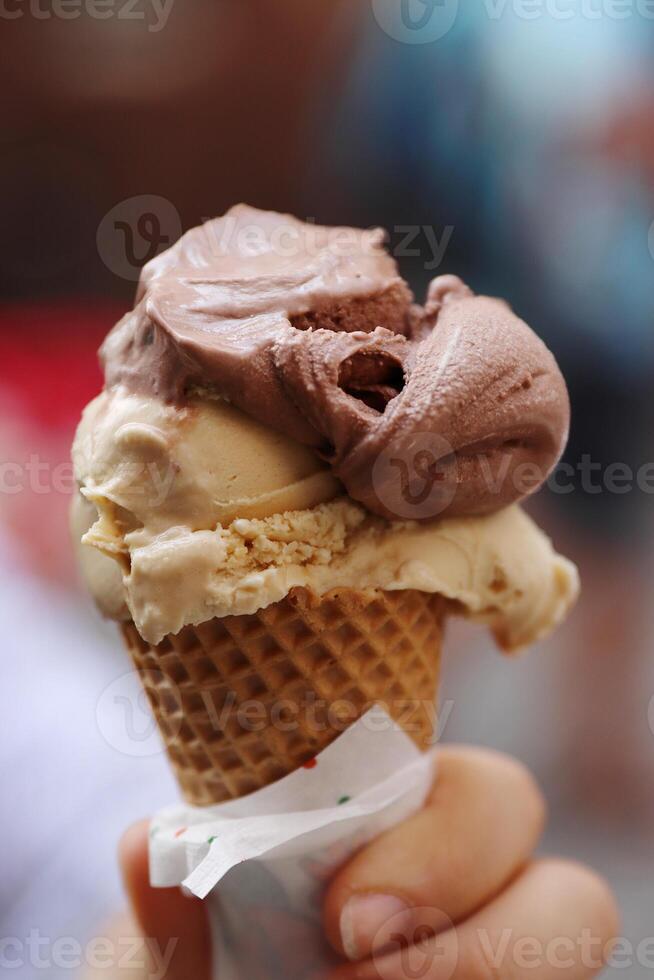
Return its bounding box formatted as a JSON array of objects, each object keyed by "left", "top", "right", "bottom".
[{"left": 122, "top": 587, "right": 446, "bottom": 806}]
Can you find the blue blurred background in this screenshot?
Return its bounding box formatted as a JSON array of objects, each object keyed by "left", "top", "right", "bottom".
[{"left": 1, "top": 2, "right": 653, "bottom": 976}]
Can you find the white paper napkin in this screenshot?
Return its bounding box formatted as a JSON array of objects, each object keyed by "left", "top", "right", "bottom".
[{"left": 149, "top": 706, "right": 437, "bottom": 978}]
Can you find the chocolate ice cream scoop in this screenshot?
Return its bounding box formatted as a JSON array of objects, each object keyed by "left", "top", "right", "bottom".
[{"left": 101, "top": 205, "right": 569, "bottom": 521}]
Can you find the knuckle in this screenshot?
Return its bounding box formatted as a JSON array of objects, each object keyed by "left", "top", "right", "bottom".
[
  {"left": 492, "top": 753, "right": 546, "bottom": 824},
  {"left": 555, "top": 859, "right": 620, "bottom": 936},
  {"left": 444, "top": 747, "right": 547, "bottom": 829},
  {"left": 519, "top": 778, "right": 546, "bottom": 837},
  {"left": 538, "top": 858, "right": 621, "bottom": 940}
]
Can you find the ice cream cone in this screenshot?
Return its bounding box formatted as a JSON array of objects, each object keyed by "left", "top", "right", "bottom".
[
  {"left": 121, "top": 587, "right": 447, "bottom": 806},
  {"left": 74, "top": 207, "right": 578, "bottom": 810}
]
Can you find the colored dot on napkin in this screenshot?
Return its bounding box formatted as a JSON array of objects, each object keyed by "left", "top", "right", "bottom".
[
  {"left": 174, "top": 827, "right": 187, "bottom": 838},
  {"left": 338, "top": 796, "right": 351, "bottom": 805},
  {"left": 302, "top": 758, "right": 317, "bottom": 770}
]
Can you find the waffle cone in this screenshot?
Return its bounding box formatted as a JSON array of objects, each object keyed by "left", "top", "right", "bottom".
[{"left": 121, "top": 587, "right": 446, "bottom": 806}]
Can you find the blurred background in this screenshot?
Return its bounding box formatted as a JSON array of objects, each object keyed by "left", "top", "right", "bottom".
[{"left": 1, "top": 2, "right": 653, "bottom": 976}]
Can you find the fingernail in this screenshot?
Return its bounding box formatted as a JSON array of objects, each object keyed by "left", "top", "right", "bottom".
[{"left": 340, "top": 894, "right": 412, "bottom": 961}]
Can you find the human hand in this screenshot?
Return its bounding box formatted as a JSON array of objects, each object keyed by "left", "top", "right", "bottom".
[{"left": 115, "top": 747, "right": 618, "bottom": 979}]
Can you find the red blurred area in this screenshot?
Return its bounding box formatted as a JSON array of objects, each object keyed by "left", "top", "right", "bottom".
[{"left": 0, "top": 302, "right": 124, "bottom": 581}]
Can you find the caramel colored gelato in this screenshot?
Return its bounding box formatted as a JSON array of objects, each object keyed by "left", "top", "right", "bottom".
[
  {"left": 73, "top": 387, "right": 339, "bottom": 539},
  {"left": 73, "top": 390, "right": 577, "bottom": 650}
]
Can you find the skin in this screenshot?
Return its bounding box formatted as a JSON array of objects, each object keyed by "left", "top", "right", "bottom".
[{"left": 84, "top": 748, "right": 619, "bottom": 980}]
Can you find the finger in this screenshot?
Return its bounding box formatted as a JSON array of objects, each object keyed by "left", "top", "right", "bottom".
[
  {"left": 324, "top": 747, "right": 545, "bottom": 961},
  {"left": 119, "top": 820, "right": 211, "bottom": 980},
  {"left": 81, "top": 913, "right": 157, "bottom": 980},
  {"left": 328, "top": 858, "right": 620, "bottom": 980}
]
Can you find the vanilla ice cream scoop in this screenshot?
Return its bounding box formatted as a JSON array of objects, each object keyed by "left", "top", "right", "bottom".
[{"left": 73, "top": 387, "right": 341, "bottom": 561}]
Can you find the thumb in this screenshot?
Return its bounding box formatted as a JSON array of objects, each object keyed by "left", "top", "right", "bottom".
[{"left": 119, "top": 820, "right": 212, "bottom": 980}]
